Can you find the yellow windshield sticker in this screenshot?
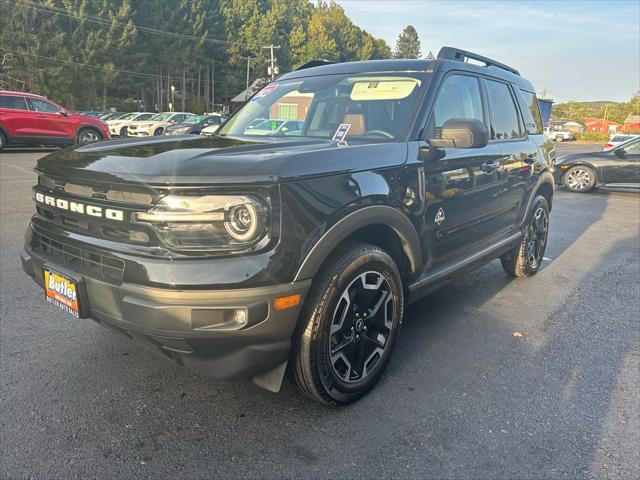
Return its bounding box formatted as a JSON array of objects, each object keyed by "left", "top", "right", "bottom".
[{"left": 350, "top": 80, "right": 419, "bottom": 101}]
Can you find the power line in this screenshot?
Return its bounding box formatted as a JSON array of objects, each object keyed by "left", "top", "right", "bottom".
[{"left": 8, "top": 0, "right": 244, "bottom": 48}]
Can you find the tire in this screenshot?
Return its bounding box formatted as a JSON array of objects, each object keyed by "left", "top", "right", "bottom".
[
  {"left": 76, "top": 128, "right": 102, "bottom": 145},
  {"left": 501, "top": 196, "right": 550, "bottom": 278},
  {"left": 290, "top": 242, "right": 404, "bottom": 406},
  {"left": 120, "top": 126, "right": 128, "bottom": 137},
  {"left": 153, "top": 127, "right": 163, "bottom": 136},
  {"left": 563, "top": 165, "right": 596, "bottom": 193},
  {"left": 0, "top": 131, "right": 6, "bottom": 151},
  {"left": 555, "top": 135, "right": 564, "bottom": 142}
]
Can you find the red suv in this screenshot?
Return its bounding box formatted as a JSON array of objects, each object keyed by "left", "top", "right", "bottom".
[{"left": 0, "top": 91, "right": 110, "bottom": 151}]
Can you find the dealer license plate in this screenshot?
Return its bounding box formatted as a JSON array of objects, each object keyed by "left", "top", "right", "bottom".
[{"left": 43, "top": 269, "right": 80, "bottom": 318}]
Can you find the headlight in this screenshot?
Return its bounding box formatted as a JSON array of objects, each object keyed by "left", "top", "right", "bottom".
[{"left": 134, "top": 194, "right": 270, "bottom": 251}]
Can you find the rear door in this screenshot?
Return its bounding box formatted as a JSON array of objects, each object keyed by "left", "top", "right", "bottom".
[
  {"left": 27, "top": 97, "right": 74, "bottom": 140},
  {"left": 422, "top": 73, "right": 505, "bottom": 266},
  {"left": 483, "top": 79, "right": 539, "bottom": 231},
  {"left": 0, "top": 94, "right": 39, "bottom": 137}
]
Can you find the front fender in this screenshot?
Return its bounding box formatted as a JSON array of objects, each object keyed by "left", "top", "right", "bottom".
[{"left": 293, "top": 205, "right": 422, "bottom": 282}]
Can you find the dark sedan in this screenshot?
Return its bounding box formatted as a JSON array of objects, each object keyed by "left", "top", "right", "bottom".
[
  {"left": 554, "top": 137, "right": 640, "bottom": 192},
  {"left": 163, "top": 115, "right": 225, "bottom": 135}
]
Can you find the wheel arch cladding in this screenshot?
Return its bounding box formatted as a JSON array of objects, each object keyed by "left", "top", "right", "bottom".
[{"left": 293, "top": 205, "right": 422, "bottom": 282}]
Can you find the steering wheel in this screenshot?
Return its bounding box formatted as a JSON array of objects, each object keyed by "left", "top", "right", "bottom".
[{"left": 364, "top": 129, "right": 394, "bottom": 139}]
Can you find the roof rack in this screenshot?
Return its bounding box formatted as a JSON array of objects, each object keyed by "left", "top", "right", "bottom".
[
  {"left": 294, "top": 60, "right": 337, "bottom": 71},
  {"left": 437, "top": 47, "right": 520, "bottom": 76}
]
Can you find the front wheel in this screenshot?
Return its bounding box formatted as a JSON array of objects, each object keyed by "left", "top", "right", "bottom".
[
  {"left": 501, "top": 196, "right": 550, "bottom": 278},
  {"left": 76, "top": 128, "right": 102, "bottom": 145},
  {"left": 555, "top": 135, "right": 564, "bottom": 142},
  {"left": 0, "top": 131, "right": 6, "bottom": 151},
  {"left": 563, "top": 165, "right": 596, "bottom": 192},
  {"left": 153, "top": 127, "right": 163, "bottom": 136},
  {"left": 290, "top": 242, "right": 404, "bottom": 406}
]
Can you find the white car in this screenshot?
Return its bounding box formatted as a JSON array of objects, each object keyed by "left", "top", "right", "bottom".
[
  {"left": 545, "top": 127, "right": 574, "bottom": 142},
  {"left": 604, "top": 133, "right": 639, "bottom": 150},
  {"left": 107, "top": 112, "right": 155, "bottom": 137},
  {"left": 127, "top": 112, "right": 195, "bottom": 137},
  {"left": 199, "top": 115, "right": 227, "bottom": 136}
]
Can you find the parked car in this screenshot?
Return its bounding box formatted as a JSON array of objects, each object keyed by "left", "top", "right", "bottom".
[
  {"left": 127, "top": 112, "right": 195, "bottom": 137},
  {"left": 554, "top": 136, "right": 640, "bottom": 192},
  {"left": 545, "top": 127, "right": 574, "bottom": 142},
  {"left": 244, "top": 119, "right": 305, "bottom": 136},
  {"left": 603, "top": 133, "right": 639, "bottom": 149},
  {"left": 99, "top": 112, "right": 126, "bottom": 121},
  {"left": 163, "top": 115, "right": 226, "bottom": 135},
  {"left": 78, "top": 111, "right": 104, "bottom": 118},
  {"left": 107, "top": 112, "right": 155, "bottom": 138},
  {"left": 0, "top": 91, "right": 110, "bottom": 150},
  {"left": 21, "top": 47, "right": 554, "bottom": 405}
]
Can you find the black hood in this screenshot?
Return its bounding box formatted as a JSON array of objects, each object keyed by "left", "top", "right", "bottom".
[
  {"left": 36, "top": 135, "right": 407, "bottom": 186},
  {"left": 557, "top": 150, "right": 608, "bottom": 164}
]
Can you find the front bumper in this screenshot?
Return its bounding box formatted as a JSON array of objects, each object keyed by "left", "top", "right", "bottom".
[{"left": 21, "top": 241, "right": 310, "bottom": 380}]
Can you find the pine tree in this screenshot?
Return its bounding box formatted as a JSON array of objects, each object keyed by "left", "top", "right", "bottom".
[{"left": 394, "top": 25, "right": 421, "bottom": 59}]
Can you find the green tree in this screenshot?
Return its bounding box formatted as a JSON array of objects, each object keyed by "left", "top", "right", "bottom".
[{"left": 394, "top": 25, "right": 421, "bottom": 59}]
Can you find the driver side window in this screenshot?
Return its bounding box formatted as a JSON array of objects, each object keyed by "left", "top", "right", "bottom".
[
  {"left": 28, "top": 98, "right": 59, "bottom": 113},
  {"left": 431, "top": 75, "right": 484, "bottom": 138}
]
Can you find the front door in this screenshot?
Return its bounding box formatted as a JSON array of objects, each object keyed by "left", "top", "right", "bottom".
[
  {"left": 27, "top": 97, "right": 74, "bottom": 140},
  {"left": 601, "top": 138, "right": 640, "bottom": 184},
  {"left": 421, "top": 73, "right": 504, "bottom": 267}
]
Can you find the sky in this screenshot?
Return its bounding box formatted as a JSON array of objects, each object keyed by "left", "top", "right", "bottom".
[{"left": 335, "top": 0, "right": 640, "bottom": 102}]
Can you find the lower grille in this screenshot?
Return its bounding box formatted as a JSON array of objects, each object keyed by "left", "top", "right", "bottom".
[{"left": 33, "top": 232, "right": 125, "bottom": 285}]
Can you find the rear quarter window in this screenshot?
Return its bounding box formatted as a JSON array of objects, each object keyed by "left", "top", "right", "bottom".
[
  {"left": 0, "top": 95, "right": 29, "bottom": 110},
  {"left": 516, "top": 89, "right": 544, "bottom": 134}
]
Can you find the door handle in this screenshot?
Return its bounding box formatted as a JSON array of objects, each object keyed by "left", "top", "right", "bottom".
[
  {"left": 481, "top": 161, "right": 499, "bottom": 173},
  {"left": 36, "top": 114, "right": 47, "bottom": 118}
]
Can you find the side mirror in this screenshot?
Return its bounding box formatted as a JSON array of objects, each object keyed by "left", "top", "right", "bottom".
[
  {"left": 281, "top": 127, "right": 289, "bottom": 133},
  {"left": 428, "top": 118, "right": 489, "bottom": 149},
  {"left": 613, "top": 147, "right": 626, "bottom": 159},
  {"left": 59, "top": 109, "right": 70, "bottom": 116}
]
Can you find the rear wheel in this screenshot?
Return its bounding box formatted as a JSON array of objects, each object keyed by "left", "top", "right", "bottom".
[
  {"left": 563, "top": 165, "right": 596, "bottom": 192},
  {"left": 76, "top": 128, "right": 102, "bottom": 145},
  {"left": 555, "top": 135, "right": 564, "bottom": 142},
  {"left": 290, "top": 242, "right": 404, "bottom": 406},
  {"left": 501, "top": 196, "right": 550, "bottom": 278},
  {"left": 0, "top": 131, "right": 6, "bottom": 151}
]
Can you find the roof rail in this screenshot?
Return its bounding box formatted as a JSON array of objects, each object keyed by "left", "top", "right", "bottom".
[
  {"left": 437, "top": 46, "right": 520, "bottom": 76},
  {"left": 295, "top": 60, "right": 336, "bottom": 71}
]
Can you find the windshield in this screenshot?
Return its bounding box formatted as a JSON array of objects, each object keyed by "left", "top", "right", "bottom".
[
  {"left": 219, "top": 73, "right": 428, "bottom": 141},
  {"left": 150, "top": 113, "right": 172, "bottom": 121},
  {"left": 182, "top": 116, "right": 204, "bottom": 124},
  {"left": 120, "top": 113, "right": 137, "bottom": 120}
]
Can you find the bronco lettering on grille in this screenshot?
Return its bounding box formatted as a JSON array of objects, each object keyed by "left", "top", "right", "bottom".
[{"left": 35, "top": 192, "right": 125, "bottom": 222}]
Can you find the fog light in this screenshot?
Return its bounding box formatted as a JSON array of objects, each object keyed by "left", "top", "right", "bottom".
[{"left": 233, "top": 309, "right": 248, "bottom": 327}]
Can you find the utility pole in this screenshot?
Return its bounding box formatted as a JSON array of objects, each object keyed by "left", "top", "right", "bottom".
[
  {"left": 262, "top": 44, "right": 281, "bottom": 80},
  {"left": 211, "top": 63, "right": 215, "bottom": 113},
  {"left": 241, "top": 55, "right": 252, "bottom": 100}
]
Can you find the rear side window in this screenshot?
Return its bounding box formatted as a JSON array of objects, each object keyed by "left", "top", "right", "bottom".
[
  {"left": 0, "top": 95, "right": 29, "bottom": 110},
  {"left": 516, "top": 90, "right": 544, "bottom": 134},
  {"left": 485, "top": 80, "right": 522, "bottom": 140},
  {"left": 432, "top": 74, "right": 484, "bottom": 136}
]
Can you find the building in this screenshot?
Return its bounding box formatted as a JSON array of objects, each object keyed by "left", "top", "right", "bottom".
[
  {"left": 623, "top": 114, "right": 640, "bottom": 133},
  {"left": 582, "top": 117, "right": 622, "bottom": 133}
]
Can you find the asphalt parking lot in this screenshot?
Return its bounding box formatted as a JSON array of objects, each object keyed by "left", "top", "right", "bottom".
[{"left": 1, "top": 143, "right": 638, "bottom": 479}]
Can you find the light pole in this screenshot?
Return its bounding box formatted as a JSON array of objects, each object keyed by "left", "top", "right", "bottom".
[{"left": 170, "top": 84, "right": 176, "bottom": 112}]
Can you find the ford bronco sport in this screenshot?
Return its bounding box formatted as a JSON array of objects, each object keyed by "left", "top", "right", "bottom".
[{"left": 22, "top": 47, "right": 554, "bottom": 406}]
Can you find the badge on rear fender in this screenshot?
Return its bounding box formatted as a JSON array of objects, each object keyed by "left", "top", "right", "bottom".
[{"left": 435, "top": 207, "right": 445, "bottom": 225}]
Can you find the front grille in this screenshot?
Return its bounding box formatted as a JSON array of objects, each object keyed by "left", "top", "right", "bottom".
[
  {"left": 64, "top": 182, "right": 95, "bottom": 197},
  {"left": 33, "top": 232, "right": 125, "bottom": 284}
]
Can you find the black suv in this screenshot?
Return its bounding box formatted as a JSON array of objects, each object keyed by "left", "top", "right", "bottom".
[{"left": 21, "top": 47, "right": 554, "bottom": 405}]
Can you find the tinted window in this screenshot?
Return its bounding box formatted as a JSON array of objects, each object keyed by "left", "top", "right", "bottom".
[
  {"left": 517, "top": 89, "right": 544, "bottom": 134},
  {"left": 432, "top": 75, "right": 484, "bottom": 135},
  {"left": 29, "top": 98, "right": 60, "bottom": 113},
  {"left": 486, "top": 80, "right": 522, "bottom": 140},
  {"left": 0, "top": 95, "right": 29, "bottom": 110}
]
